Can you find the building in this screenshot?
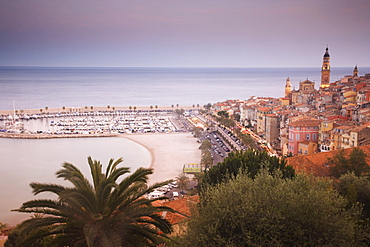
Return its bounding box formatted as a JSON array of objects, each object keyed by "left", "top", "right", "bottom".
[
  {"left": 287, "top": 118, "right": 321, "bottom": 155},
  {"left": 256, "top": 107, "right": 272, "bottom": 136},
  {"left": 265, "top": 114, "right": 279, "bottom": 144},
  {"left": 320, "top": 47, "right": 331, "bottom": 89},
  {"left": 285, "top": 77, "right": 292, "bottom": 98}
]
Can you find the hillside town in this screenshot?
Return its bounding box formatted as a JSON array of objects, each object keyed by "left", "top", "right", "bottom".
[{"left": 213, "top": 47, "right": 370, "bottom": 159}]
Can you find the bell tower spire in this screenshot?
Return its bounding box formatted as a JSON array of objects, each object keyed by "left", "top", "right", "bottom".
[
  {"left": 320, "top": 46, "right": 330, "bottom": 89},
  {"left": 353, "top": 65, "right": 358, "bottom": 77},
  {"left": 285, "top": 77, "right": 292, "bottom": 98}
]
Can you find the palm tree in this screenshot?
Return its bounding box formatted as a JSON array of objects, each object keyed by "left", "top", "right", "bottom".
[
  {"left": 0, "top": 222, "right": 9, "bottom": 235},
  {"left": 12, "top": 157, "right": 174, "bottom": 246},
  {"left": 176, "top": 173, "right": 189, "bottom": 193}
]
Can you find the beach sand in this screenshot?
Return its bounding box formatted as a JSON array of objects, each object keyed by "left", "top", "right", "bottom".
[{"left": 121, "top": 132, "right": 201, "bottom": 184}]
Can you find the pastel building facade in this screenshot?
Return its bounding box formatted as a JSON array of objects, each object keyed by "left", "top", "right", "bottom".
[{"left": 288, "top": 119, "right": 321, "bottom": 155}]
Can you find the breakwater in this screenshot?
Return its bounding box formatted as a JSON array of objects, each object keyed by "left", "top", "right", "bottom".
[{"left": 0, "top": 132, "right": 119, "bottom": 139}]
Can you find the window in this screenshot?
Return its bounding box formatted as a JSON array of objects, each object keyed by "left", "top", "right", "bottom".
[
  {"left": 304, "top": 150, "right": 308, "bottom": 155},
  {"left": 313, "top": 134, "right": 317, "bottom": 140},
  {"left": 296, "top": 134, "right": 300, "bottom": 140},
  {"left": 306, "top": 134, "right": 310, "bottom": 140}
]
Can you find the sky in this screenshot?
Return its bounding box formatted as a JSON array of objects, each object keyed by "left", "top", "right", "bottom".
[{"left": 0, "top": 0, "right": 369, "bottom": 67}]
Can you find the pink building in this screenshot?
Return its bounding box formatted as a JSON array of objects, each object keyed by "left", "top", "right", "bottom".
[{"left": 288, "top": 119, "right": 321, "bottom": 155}]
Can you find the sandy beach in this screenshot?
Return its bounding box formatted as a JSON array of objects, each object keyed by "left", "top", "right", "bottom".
[{"left": 121, "top": 132, "right": 201, "bottom": 184}]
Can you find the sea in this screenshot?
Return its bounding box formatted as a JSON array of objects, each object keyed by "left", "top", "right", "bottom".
[{"left": 1, "top": 66, "right": 369, "bottom": 225}]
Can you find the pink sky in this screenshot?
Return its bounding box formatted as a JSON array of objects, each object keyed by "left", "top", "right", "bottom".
[{"left": 1, "top": 0, "right": 369, "bottom": 67}]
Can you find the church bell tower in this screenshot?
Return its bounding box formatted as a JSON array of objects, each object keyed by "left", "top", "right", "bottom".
[
  {"left": 353, "top": 65, "right": 358, "bottom": 77},
  {"left": 285, "top": 77, "right": 292, "bottom": 98},
  {"left": 320, "top": 47, "right": 330, "bottom": 89}
]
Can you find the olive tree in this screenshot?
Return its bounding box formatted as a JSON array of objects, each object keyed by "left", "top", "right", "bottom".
[{"left": 179, "top": 172, "right": 367, "bottom": 246}]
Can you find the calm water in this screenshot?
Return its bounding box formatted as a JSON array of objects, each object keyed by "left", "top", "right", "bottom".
[
  {"left": 0, "top": 137, "right": 151, "bottom": 225},
  {"left": 1, "top": 66, "right": 368, "bottom": 111},
  {"left": 1, "top": 66, "right": 369, "bottom": 226}
]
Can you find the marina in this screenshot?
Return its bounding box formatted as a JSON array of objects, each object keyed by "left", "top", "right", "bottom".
[{"left": 0, "top": 109, "right": 197, "bottom": 137}]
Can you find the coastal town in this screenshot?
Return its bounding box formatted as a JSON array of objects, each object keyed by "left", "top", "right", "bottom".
[
  {"left": 214, "top": 47, "right": 370, "bottom": 157},
  {"left": 1, "top": 47, "right": 369, "bottom": 160},
  {"left": 1, "top": 48, "right": 370, "bottom": 246}
]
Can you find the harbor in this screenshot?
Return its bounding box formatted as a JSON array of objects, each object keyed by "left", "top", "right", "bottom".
[{"left": 0, "top": 107, "right": 200, "bottom": 138}]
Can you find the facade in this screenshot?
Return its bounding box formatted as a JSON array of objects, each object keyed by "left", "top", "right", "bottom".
[
  {"left": 256, "top": 107, "right": 271, "bottom": 136},
  {"left": 288, "top": 119, "right": 321, "bottom": 155},
  {"left": 320, "top": 47, "right": 331, "bottom": 89},
  {"left": 265, "top": 114, "right": 279, "bottom": 144}
]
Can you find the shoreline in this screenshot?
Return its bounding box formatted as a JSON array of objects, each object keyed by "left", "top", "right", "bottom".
[
  {"left": 119, "top": 132, "right": 201, "bottom": 184},
  {"left": 120, "top": 134, "right": 156, "bottom": 169}
]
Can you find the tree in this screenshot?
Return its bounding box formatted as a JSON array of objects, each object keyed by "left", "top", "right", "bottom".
[
  {"left": 174, "top": 109, "right": 185, "bottom": 119},
  {"left": 176, "top": 173, "right": 189, "bottom": 193},
  {"left": 217, "top": 110, "right": 229, "bottom": 118},
  {"left": 335, "top": 172, "right": 370, "bottom": 219},
  {"left": 192, "top": 127, "right": 202, "bottom": 139},
  {"left": 0, "top": 222, "right": 9, "bottom": 235},
  {"left": 204, "top": 103, "right": 212, "bottom": 111},
  {"left": 10, "top": 157, "right": 174, "bottom": 247},
  {"left": 199, "top": 139, "right": 212, "bottom": 151},
  {"left": 200, "top": 150, "right": 213, "bottom": 170},
  {"left": 328, "top": 148, "right": 369, "bottom": 178},
  {"left": 180, "top": 172, "right": 366, "bottom": 246},
  {"left": 201, "top": 150, "right": 295, "bottom": 189}
]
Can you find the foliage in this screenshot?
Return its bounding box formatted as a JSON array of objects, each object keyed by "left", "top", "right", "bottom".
[
  {"left": 203, "top": 103, "right": 212, "bottom": 111},
  {"left": 192, "top": 127, "right": 202, "bottom": 139},
  {"left": 179, "top": 172, "right": 366, "bottom": 247},
  {"left": 199, "top": 139, "right": 212, "bottom": 151},
  {"left": 328, "top": 148, "right": 369, "bottom": 178},
  {"left": 217, "top": 117, "right": 235, "bottom": 128},
  {"left": 174, "top": 108, "right": 185, "bottom": 118},
  {"left": 335, "top": 172, "right": 370, "bottom": 219},
  {"left": 201, "top": 150, "right": 295, "bottom": 189},
  {"left": 217, "top": 110, "right": 229, "bottom": 118},
  {"left": 233, "top": 127, "right": 259, "bottom": 150},
  {"left": 0, "top": 222, "right": 9, "bottom": 235},
  {"left": 200, "top": 149, "right": 213, "bottom": 170},
  {"left": 9, "top": 157, "right": 173, "bottom": 247},
  {"left": 176, "top": 173, "right": 189, "bottom": 193}
]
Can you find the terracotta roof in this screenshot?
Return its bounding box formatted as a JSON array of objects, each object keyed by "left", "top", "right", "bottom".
[
  {"left": 288, "top": 119, "right": 321, "bottom": 127},
  {"left": 286, "top": 145, "right": 370, "bottom": 177},
  {"left": 152, "top": 195, "right": 199, "bottom": 225}
]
